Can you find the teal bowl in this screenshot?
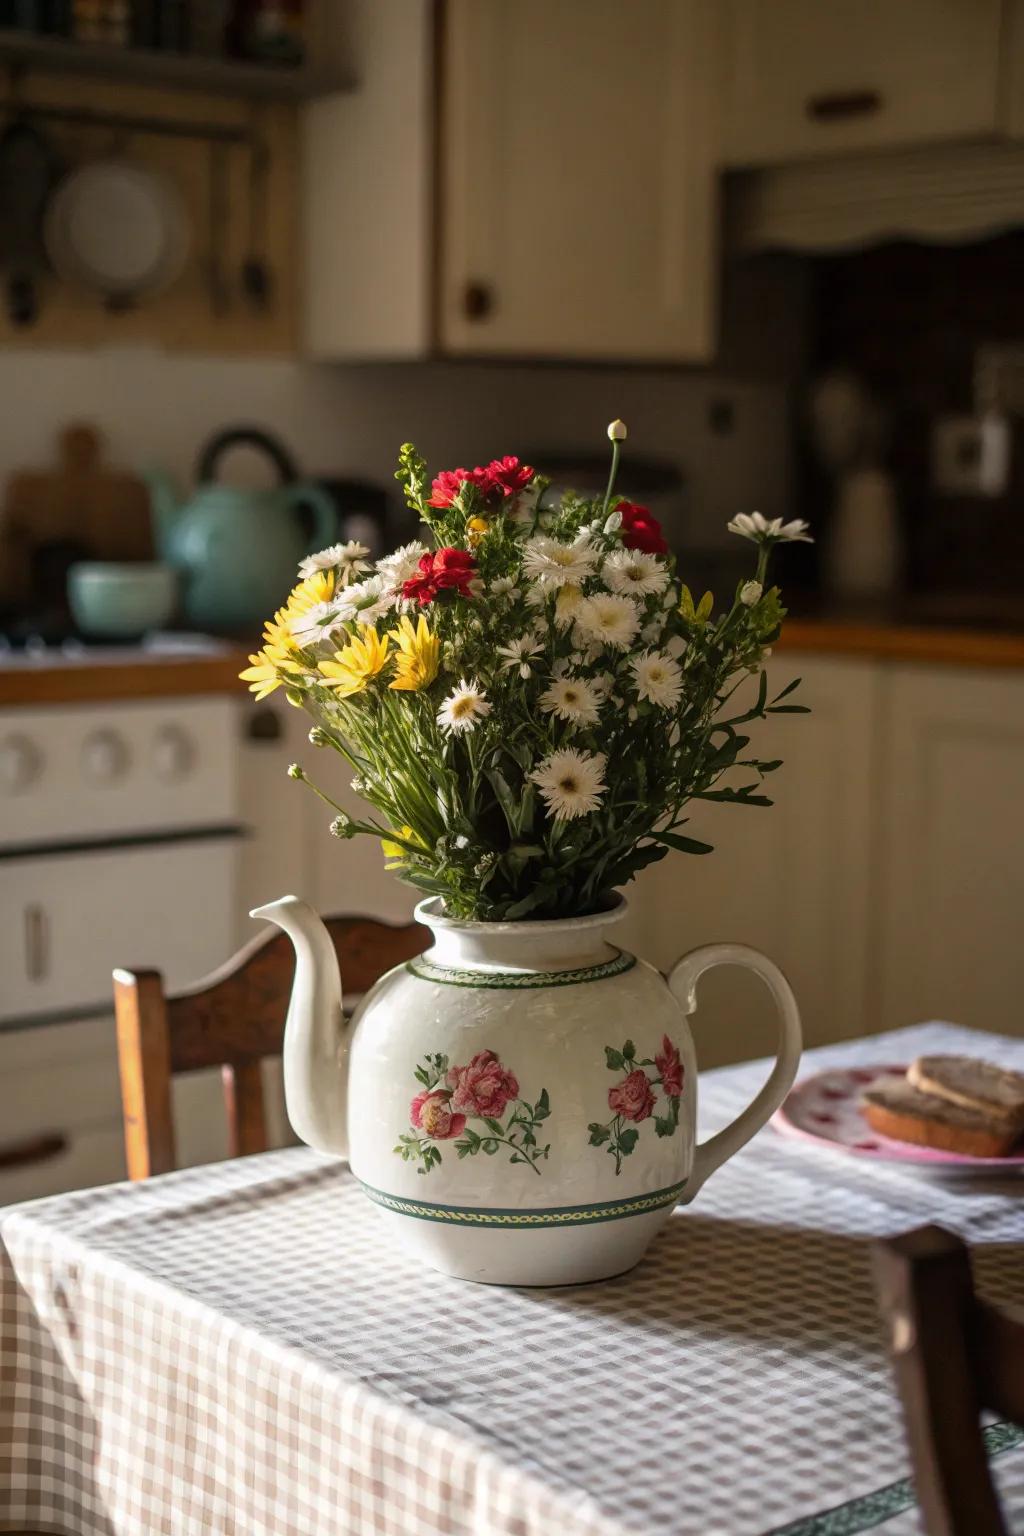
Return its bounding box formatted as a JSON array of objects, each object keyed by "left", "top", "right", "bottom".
[{"left": 68, "top": 562, "right": 178, "bottom": 639}]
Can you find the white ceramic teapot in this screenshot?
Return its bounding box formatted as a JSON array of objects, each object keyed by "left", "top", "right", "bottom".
[{"left": 253, "top": 893, "right": 801, "bottom": 1287}]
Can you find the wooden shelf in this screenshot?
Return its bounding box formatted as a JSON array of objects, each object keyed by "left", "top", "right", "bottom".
[{"left": 0, "top": 28, "right": 348, "bottom": 100}]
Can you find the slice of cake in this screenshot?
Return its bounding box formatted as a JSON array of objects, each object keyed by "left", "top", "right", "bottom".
[
  {"left": 861, "top": 1074, "right": 1022, "bottom": 1158},
  {"left": 907, "top": 1055, "right": 1024, "bottom": 1133}
]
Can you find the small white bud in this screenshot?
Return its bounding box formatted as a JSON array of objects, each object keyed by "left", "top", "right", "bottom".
[
  {"left": 603, "top": 510, "right": 623, "bottom": 534},
  {"left": 286, "top": 762, "right": 303, "bottom": 780},
  {"left": 740, "top": 580, "right": 763, "bottom": 607},
  {"left": 607, "top": 419, "right": 628, "bottom": 441}
]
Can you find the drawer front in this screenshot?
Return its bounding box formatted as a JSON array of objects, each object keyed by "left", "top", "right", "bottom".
[
  {"left": 0, "top": 697, "right": 239, "bottom": 848},
  {"left": 724, "top": 0, "right": 1002, "bottom": 166},
  {"left": 0, "top": 838, "right": 238, "bottom": 1023},
  {"left": 0, "top": 1121, "right": 127, "bottom": 1208}
]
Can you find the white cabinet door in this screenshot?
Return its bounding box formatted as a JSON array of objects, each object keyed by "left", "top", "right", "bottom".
[
  {"left": 440, "top": 0, "right": 721, "bottom": 361},
  {"left": 723, "top": 0, "right": 1002, "bottom": 166},
  {"left": 615, "top": 655, "right": 878, "bottom": 1068},
  {"left": 302, "top": 0, "right": 434, "bottom": 359},
  {"left": 876, "top": 666, "right": 1024, "bottom": 1040}
]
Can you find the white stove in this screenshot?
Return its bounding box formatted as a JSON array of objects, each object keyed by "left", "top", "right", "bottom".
[{"left": 0, "top": 689, "right": 242, "bottom": 1028}]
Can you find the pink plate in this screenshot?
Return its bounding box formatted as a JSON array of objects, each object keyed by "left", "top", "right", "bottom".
[{"left": 772, "top": 1065, "right": 1024, "bottom": 1178}]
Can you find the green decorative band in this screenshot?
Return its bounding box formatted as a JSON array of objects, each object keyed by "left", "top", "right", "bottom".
[
  {"left": 356, "top": 1176, "right": 687, "bottom": 1228},
  {"left": 770, "top": 1421, "right": 1023, "bottom": 1535},
  {"left": 405, "top": 950, "right": 637, "bottom": 989}
]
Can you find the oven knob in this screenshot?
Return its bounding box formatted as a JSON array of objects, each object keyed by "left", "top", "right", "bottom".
[
  {"left": 153, "top": 724, "right": 194, "bottom": 782},
  {"left": 0, "top": 734, "right": 42, "bottom": 792},
  {"left": 81, "top": 729, "right": 129, "bottom": 783}
]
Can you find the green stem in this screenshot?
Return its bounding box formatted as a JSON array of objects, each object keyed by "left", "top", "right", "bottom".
[
  {"left": 495, "top": 1135, "right": 542, "bottom": 1174},
  {"left": 601, "top": 437, "right": 622, "bottom": 518}
]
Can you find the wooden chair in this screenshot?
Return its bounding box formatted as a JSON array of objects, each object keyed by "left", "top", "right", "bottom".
[
  {"left": 873, "top": 1225, "right": 1024, "bottom": 1536},
  {"left": 113, "top": 914, "right": 428, "bottom": 1180}
]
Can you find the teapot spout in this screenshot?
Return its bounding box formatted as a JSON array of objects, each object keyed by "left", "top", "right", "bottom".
[
  {"left": 144, "top": 468, "right": 182, "bottom": 561},
  {"left": 251, "top": 895, "right": 348, "bottom": 1159}
]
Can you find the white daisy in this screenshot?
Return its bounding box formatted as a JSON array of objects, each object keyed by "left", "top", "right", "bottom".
[
  {"left": 489, "top": 576, "right": 521, "bottom": 600},
  {"left": 332, "top": 574, "right": 395, "bottom": 626},
  {"left": 288, "top": 601, "right": 349, "bottom": 648},
  {"left": 376, "top": 541, "right": 426, "bottom": 590},
  {"left": 437, "top": 679, "right": 492, "bottom": 735},
  {"left": 602, "top": 548, "right": 670, "bottom": 597},
  {"left": 540, "top": 676, "right": 602, "bottom": 727},
  {"left": 531, "top": 748, "right": 607, "bottom": 821},
  {"left": 575, "top": 592, "right": 641, "bottom": 651},
  {"left": 298, "top": 540, "right": 371, "bottom": 583},
  {"left": 522, "top": 533, "right": 598, "bottom": 587},
  {"left": 631, "top": 649, "right": 684, "bottom": 709},
  {"left": 727, "top": 512, "right": 813, "bottom": 545},
  {"left": 497, "top": 637, "right": 544, "bottom": 679}
]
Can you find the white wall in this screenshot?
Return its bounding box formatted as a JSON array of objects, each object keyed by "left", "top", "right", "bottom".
[{"left": 0, "top": 349, "right": 792, "bottom": 549}]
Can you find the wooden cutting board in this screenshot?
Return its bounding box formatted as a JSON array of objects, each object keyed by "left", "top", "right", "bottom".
[{"left": 1, "top": 423, "right": 154, "bottom": 604}]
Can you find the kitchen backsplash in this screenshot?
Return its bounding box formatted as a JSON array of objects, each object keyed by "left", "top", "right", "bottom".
[{"left": 0, "top": 349, "right": 793, "bottom": 555}]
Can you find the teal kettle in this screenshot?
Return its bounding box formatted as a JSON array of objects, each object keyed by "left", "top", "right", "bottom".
[{"left": 146, "top": 427, "right": 337, "bottom": 633}]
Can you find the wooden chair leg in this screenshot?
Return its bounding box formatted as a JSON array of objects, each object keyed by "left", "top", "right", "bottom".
[
  {"left": 873, "top": 1226, "right": 1007, "bottom": 1536},
  {"left": 222, "top": 1061, "right": 269, "bottom": 1158},
  {"left": 113, "top": 968, "right": 177, "bottom": 1180}
]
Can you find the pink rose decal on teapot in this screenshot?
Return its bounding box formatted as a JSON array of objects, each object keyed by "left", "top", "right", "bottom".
[
  {"left": 395, "top": 1050, "right": 551, "bottom": 1176},
  {"left": 589, "top": 1035, "right": 684, "bottom": 1174}
]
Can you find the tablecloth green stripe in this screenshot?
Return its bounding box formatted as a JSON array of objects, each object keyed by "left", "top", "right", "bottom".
[{"left": 771, "top": 1422, "right": 1024, "bottom": 1536}]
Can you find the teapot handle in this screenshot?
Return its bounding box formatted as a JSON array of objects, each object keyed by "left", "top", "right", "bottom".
[
  {"left": 668, "top": 943, "right": 801, "bottom": 1202},
  {"left": 285, "top": 482, "right": 340, "bottom": 555},
  {"left": 196, "top": 426, "right": 298, "bottom": 484}
]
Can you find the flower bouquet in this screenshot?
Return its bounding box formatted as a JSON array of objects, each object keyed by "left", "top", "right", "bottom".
[{"left": 242, "top": 422, "right": 810, "bottom": 922}]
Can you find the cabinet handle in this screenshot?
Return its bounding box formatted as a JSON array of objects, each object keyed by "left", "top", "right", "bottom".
[
  {"left": 0, "top": 1132, "right": 67, "bottom": 1171},
  {"left": 462, "top": 280, "right": 494, "bottom": 321},
  {"left": 25, "top": 903, "right": 49, "bottom": 982},
  {"left": 806, "top": 89, "right": 882, "bottom": 122}
]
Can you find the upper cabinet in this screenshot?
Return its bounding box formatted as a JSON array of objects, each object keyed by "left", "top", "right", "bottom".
[
  {"left": 438, "top": 0, "right": 721, "bottom": 362},
  {"left": 304, "top": 0, "right": 722, "bottom": 363},
  {"left": 722, "top": 0, "right": 1004, "bottom": 167}
]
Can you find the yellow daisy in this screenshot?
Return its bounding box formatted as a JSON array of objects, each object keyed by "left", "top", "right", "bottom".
[
  {"left": 318, "top": 628, "right": 391, "bottom": 697},
  {"left": 240, "top": 605, "right": 305, "bottom": 699},
  {"left": 389, "top": 614, "right": 440, "bottom": 692},
  {"left": 466, "top": 515, "right": 489, "bottom": 549},
  {"left": 285, "top": 570, "right": 335, "bottom": 621},
  {"left": 380, "top": 824, "right": 427, "bottom": 868}
]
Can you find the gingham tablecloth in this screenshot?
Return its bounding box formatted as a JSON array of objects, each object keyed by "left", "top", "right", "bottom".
[{"left": 2, "top": 1022, "right": 1023, "bottom": 1536}]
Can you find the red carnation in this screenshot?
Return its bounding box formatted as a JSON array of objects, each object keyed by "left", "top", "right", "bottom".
[
  {"left": 484, "top": 455, "right": 534, "bottom": 498},
  {"left": 402, "top": 547, "right": 478, "bottom": 605},
  {"left": 617, "top": 501, "right": 668, "bottom": 555},
  {"left": 428, "top": 467, "right": 489, "bottom": 509}
]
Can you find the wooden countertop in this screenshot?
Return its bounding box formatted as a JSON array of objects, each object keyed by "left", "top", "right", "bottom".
[
  {"left": 776, "top": 619, "right": 1024, "bottom": 671},
  {"left": 2, "top": 618, "right": 1024, "bottom": 709},
  {"left": 0, "top": 647, "right": 251, "bottom": 708}
]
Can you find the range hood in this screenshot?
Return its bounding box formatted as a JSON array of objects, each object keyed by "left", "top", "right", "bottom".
[{"left": 728, "top": 141, "right": 1024, "bottom": 254}]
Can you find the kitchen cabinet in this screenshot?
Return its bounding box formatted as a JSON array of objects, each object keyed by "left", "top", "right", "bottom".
[
  {"left": 875, "top": 664, "right": 1024, "bottom": 1039},
  {"left": 617, "top": 655, "right": 879, "bottom": 1069},
  {"left": 722, "top": 0, "right": 1004, "bottom": 167},
  {"left": 622, "top": 653, "right": 1024, "bottom": 1071},
  {"left": 439, "top": 0, "right": 721, "bottom": 361},
  {"left": 305, "top": 0, "right": 722, "bottom": 363}
]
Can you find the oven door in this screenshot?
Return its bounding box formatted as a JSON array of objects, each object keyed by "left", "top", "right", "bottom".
[{"left": 0, "top": 831, "right": 241, "bottom": 1026}]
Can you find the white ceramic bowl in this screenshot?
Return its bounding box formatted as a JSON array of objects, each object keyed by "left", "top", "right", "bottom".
[{"left": 68, "top": 562, "right": 178, "bottom": 638}]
